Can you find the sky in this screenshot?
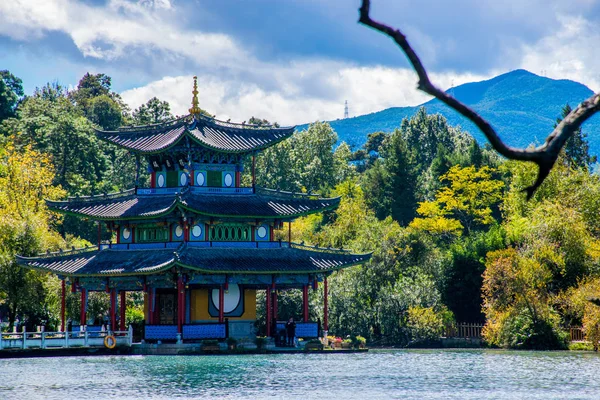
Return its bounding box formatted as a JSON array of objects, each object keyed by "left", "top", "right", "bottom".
[{"left": 1, "top": 0, "right": 599, "bottom": 125}]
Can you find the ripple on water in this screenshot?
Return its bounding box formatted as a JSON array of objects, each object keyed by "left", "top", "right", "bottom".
[{"left": 1, "top": 350, "right": 600, "bottom": 399}]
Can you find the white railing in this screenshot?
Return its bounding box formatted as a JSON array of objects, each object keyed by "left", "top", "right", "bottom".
[{"left": 0, "top": 325, "right": 133, "bottom": 350}]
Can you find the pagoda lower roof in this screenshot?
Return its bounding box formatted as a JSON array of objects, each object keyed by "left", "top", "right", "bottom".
[
  {"left": 16, "top": 243, "right": 371, "bottom": 277},
  {"left": 46, "top": 187, "right": 339, "bottom": 220},
  {"left": 95, "top": 115, "right": 295, "bottom": 154}
]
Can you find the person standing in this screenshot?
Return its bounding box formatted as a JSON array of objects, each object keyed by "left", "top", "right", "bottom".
[{"left": 286, "top": 317, "right": 296, "bottom": 346}]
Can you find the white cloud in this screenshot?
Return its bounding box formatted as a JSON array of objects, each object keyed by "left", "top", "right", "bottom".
[
  {"left": 0, "top": 0, "right": 242, "bottom": 64},
  {"left": 121, "top": 65, "right": 489, "bottom": 126},
  {"left": 520, "top": 15, "right": 600, "bottom": 92}
]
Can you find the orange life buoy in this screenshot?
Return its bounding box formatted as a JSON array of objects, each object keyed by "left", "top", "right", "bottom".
[{"left": 104, "top": 335, "right": 117, "bottom": 349}]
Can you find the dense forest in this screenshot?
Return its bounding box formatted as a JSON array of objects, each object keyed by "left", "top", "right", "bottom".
[{"left": 2, "top": 70, "right": 600, "bottom": 350}]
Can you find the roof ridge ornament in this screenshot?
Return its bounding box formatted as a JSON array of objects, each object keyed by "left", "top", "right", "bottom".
[{"left": 189, "top": 76, "right": 202, "bottom": 116}]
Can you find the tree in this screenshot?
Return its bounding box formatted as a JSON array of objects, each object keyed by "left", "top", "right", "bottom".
[
  {"left": 411, "top": 165, "right": 504, "bottom": 235},
  {"left": 132, "top": 97, "right": 173, "bottom": 125},
  {"left": 88, "top": 95, "right": 123, "bottom": 130},
  {"left": 555, "top": 104, "right": 596, "bottom": 169},
  {"left": 0, "top": 70, "right": 24, "bottom": 123},
  {"left": 0, "top": 142, "right": 66, "bottom": 329},
  {"left": 358, "top": 0, "right": 600, "bottom": 198}
]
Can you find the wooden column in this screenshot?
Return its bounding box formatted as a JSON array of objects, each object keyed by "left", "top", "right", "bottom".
[
  {"left": 148, "top": 288, "right": 155, "bottom": 325},
  {"left": 80, "top": 288, "right": 87, "bottom": 326},
  {"left": 303, "top": 284, "right": 309, "bottom": 323},
  {"left": 288, "top": 222, "right": 292, "bottom": 244},
  {"left": 324, "top": 278, "right": 329, "bottom": 332},
  {"left": 120, "top": 291, "right": 126, "bottom": 331},
  {"left": 266, "top": 287, "right": 272, "bottom": 337},
  {"left": 218, "top": 284, "right": 224, "bottom": 324},
  {"left": 273, "top": 290, "right": 278, "bottom": 326},
  {"left": 97, "top": 221, "right": 101, "bottom": 250},
  {"left": 110, "top": 289, "right": 117, "bottom": 331},
  {"left": 252, "top": 154, "right": 256, "bottom": 191},
  {"left": 177, "top": 276, "right": 184, "bottom": 334},
  {"left": 61, "top": 280, "right": 66, "bottom": 332}
]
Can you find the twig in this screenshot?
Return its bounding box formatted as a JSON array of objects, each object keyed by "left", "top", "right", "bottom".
[{"left": 358, "top": 0, "right": 600, "bottom": 199}]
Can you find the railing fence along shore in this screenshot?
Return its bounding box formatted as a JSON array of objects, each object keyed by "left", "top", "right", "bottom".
[
  {"left": 0, "top": 325, "right": 133, "bottom": 350},
  {"left": 444, "top": 323, "right": 587, "bottom": 342}
]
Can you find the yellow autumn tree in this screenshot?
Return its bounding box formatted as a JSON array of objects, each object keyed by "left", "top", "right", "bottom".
[
  {"left": 410, "top": 165, "right": 504, "bottom": 236},
  {"left": 0, "top": 140, "right": 66, "bottom": 329}
]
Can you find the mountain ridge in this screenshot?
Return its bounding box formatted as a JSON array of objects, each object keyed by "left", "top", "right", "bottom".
[{"left": 298, "top": 69, "right": 600, "bottom": 155}]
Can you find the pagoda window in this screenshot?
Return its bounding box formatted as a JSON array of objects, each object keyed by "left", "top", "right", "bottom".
[
  {"left": 209, "top": 223, "right": 251, "bottom": 241},
  {"left": 207, "top": 170, "right": 222, "bottom": 187},
  {"left": 136, "top": 226, "right": 169, "bottom": 243}
]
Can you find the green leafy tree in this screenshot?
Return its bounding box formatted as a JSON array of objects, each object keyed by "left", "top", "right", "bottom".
[
  {"left": 554, "top": 104, "right": 596, "bottom": 169},
  {"left": 132, "top": 97, "right": 173, "bottom": 125},
  {"left": 0, "top": 70, "right": 24, "bottom": 123}
]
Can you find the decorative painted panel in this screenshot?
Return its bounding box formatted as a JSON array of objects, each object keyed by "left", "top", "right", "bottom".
[
  {"left": 207, "top": 170, "right": 222, "bottom": 187},
  {"left": 182, "top": 324, "right": 226, "bottom": 339},
  {"left": 189, "top": 223, "right": 205, "bottom": 241},
  {"left": 136, "top": 226, "right": 169, "bottom": 243},
  {"left": 255, "top": 223, "right": 270, "bottom": 241},
  {"left": 178, "top": 171, "right": 189, "bottom": 186},
  {"left": 171, "top": 223, "right": 185, "bottom": 242},
  {"left": 155, "top": 171, "right": 167, "bottom": 188},
  {"left": 195, "top": 171, "right": 206, "bottom": 186},
  {"left": 275, "top": 322, "right": 318, "bottom": 338},
  {"left": 145, "top": 325, "right": 178, "bottom": 340},
  {"left": 209, "top": 223, "right": 251, "bottom": 241},
  {"left": 223, "top": 172, "right": 234, "bottom": 187},
  {"left": 120, "top": 226, "right": 133, "bottom": 244}
]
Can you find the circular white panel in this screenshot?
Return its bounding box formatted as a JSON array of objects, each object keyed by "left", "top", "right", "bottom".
[
  {"left": 212, "top": 284, "right": 241, "bottom": 313},
  {"left": 175, "top": 225, "right": 183, "bottom": 237},
  {"left": 196, "top": 172, "right": 205, "bottom": 186},
  {"left": 192, "top": 225, "right": 202, "bottom": 237},
  {"left": 122, "top": 227, "right": 131, "bottom": 240},
  {"left": 180, "top": 173, "right": 187, "bottom": 186},
  {"left": 257, "top": 226, "right": 267, "bottom": 238},
  {"left": 157, "top": 174, "right": 165, "bottom": 188},
  {"left": 224, "top": 173, "right": 233, "bottom": 187}
]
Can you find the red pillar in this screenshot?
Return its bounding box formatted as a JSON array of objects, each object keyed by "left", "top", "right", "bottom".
[
  {"left": 324, "top": 278, "right": 329, "bottom": 332},
  {"left": 266, "top": 287, "right": 272, "bottom": 337},
  {"left": 177, "top": 276, "right": 184, "bottom": 333},
  {"left": 61, "top": 280, "right": 66, "bottom": 331},
  {"left": 218, "top": 284, "right": 224, "bottom": 324},
  {"left": 148, "top": 288, "right": 155, "bottom": 325},
  {"left": 110, "top": 289, "right": 117, "bottom": 331},
  {"left": 120, "top": 291, "right": 126, "bottom": 331},
  {"left": 97, "top": 222, "right": 101, "bottom": 250},
  {"left": 80, "top": 288, "right": 87, "bottom": 326},
  {"left": 303, "top": 285, "right": 309, "bottom": 322},
  {"left": 273, "top": 290, "right": 278, "bottom": 325},
  {"left": 288, "top": 222, "right": 292, "bottom": 244}
]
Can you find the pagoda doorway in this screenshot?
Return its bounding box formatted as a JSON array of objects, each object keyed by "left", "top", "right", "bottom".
[{"left": 154, "top": 290, "right": 178, "bottom": 325}]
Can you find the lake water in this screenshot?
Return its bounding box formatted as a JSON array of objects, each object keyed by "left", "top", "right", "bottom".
[{"left": 1, "top": 349, "right": 600, "bottom": 399}]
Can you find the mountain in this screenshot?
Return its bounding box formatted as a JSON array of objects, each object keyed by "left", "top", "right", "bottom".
[{"left": 299, "top": 69, "right": 600, "bottom": 155}]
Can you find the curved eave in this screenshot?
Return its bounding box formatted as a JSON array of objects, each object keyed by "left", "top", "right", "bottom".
[
  {"left": 95, "top": 116, "right": 296, "bottom": 155},
  {"left": 175, "top": 258, "right": 367, "bottom": 275},
  {"left": 45, "top": 192, "right": 341, "bottom": 221},
  {"left": 46, "top": 198, "right": 179, "bottom": 221},
  {"left": 16, "top": 251, "right": 178, "bottom": 278},
  {"left": 177, "top": 196, "right": 341, "bottom": 220}
]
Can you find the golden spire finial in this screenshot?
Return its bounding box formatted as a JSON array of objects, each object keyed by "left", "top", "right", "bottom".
[{"left": 189, "top": 76, "right": 201, "bottom": 116}]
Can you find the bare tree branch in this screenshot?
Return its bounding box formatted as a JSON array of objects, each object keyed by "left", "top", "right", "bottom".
[{"left": 358, "top": 0, "right": 600, "bottom": 199}]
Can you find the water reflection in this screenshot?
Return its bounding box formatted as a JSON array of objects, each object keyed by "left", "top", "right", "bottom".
[{"left": 1, "top": 350, "right": 599, "bottom": 399}]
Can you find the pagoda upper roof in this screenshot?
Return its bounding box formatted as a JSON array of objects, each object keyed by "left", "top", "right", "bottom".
[
  {"left": 46, "top": 187, "right": 340, "bottom": 221},
  {"left": 16, "top": 243, "right": 371, "bottom": 277},
  {"left": 95, "top": 115, "right": 295, "bottom": 154}
]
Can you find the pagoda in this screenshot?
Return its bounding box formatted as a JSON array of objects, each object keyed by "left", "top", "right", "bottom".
[{"left": 16, "top": 77, "right": 370, "bottom": 343}]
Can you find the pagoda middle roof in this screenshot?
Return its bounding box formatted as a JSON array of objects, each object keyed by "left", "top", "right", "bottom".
[
  {"left": 46, "top": 187, "right": 340, "bottom": 220},
  {"left": 95, "top": 115, "right": 295, "bottom": 154},
  {"left": 16, "top": 243, "right": 371, "bottom": 277}
]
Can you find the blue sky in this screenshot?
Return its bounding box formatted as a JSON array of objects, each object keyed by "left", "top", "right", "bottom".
[{"left": 1, "top": 0, "right": 599, "bottom": 124}]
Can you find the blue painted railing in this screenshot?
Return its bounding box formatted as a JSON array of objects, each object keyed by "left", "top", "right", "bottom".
[{"left": 275, "top": 322, "right": 319, "bottom": 338}]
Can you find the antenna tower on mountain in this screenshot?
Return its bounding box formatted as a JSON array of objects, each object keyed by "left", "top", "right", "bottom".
[{"left": 344, "top": 100, "right": 349, "bottom": 119}]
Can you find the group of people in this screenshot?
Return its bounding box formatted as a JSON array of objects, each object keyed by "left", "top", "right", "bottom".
[{"left": 277, "top": 318, "right": 296, "bottom": 347}]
